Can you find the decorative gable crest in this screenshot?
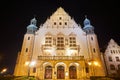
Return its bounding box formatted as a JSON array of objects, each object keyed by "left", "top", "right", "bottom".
[{"left": 42, "top": 7, "right": 80, "bottom": 28}]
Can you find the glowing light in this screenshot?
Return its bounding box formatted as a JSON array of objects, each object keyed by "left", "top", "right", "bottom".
[
  {"left": 1, "top": 68, "right": 7, "bottom": 73},
  {"left": 88, "top": 61, "right": 100, "bottom": 67},
  {"left": 30, "top": 61, "right": 36, "bottom": 67},
  {"left": 75, "top": 63, "right": 79, "bottom": 66},
  {"left": 93, "top": 61, "right": 98, "bottom": 66},
  {"left": 65, "top": 71, "right": 68, "bottom": 76},
  {"left": 66, "top": 48, "right": 75, "bottom": 56},
  {"left": 25, "top": 61, "right": 36, "bottom": 67},
  {"left": 88, "top": 62, "right": 92, "bottom": 65},
  {"left": 25, "top": 61, "right": 30, "bottom": 66}
]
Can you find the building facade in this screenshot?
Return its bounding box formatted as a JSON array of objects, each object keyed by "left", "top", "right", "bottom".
[
  {"left": 14, "top": 7, "right": 105, "bottom": 79},
  {"left": 103, "top": 39, "right": 120, "bottom": 76}
]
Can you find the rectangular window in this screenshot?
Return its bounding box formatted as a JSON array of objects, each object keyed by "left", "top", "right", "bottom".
[
  {"left": 93, "top": 48, "right": 96, "bottom": 53},
  {"left": 28, "top": 37, "right": 30, "bottom": 40},
  {"left": 26, "top": 48, "right": 28, "bottom": 52},
  {"left": 85, "top": 67, "right": 89, "bottom": 73},
  {"left": 91, "top": 37, "right": 93, "bottom": 40},
  {"left": 45, "top": 36, "right": 52, "bottom": 46},
  {"left": 116, "top": 57, "right": 120, "bottom": 61},
  {"left": 109, "top": 56, "right": 112, "bottom": 61},
  {"left": 33, "top": 67, "right": 36, "bottom": 73},
  {"left": 69, "top": 37, "right": 76, "bottom": 47},
  {"left": 57, "top": 37, "right": 64, "bottom": 50}
]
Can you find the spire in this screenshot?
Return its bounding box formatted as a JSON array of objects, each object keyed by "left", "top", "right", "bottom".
[
  {"left": 30, "top": 17, "right": 37, "bottom": 26},
  {"left": 83, "top": 16, "right": 94, "bottom": 34},
  {"left": 84, "top": 15, "right": 91, "bottom": 26}
]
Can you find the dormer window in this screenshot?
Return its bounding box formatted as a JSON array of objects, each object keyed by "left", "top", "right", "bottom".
[{"left": 59, "top": 17, "right": 62, "bottom": 20}]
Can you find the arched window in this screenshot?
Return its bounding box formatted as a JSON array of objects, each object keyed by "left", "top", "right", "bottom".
[
  {"left": 110, "top": 64, "right": 115, "bottom": 70},
  {"left": 44, "top": 66, "right": 52, "bottom": 79},
  {"left": 57, "top": 66, "right": 65, "bottom": 79},
  {"left": 69, "top": 66, "right": 77, "bottom": 79}
]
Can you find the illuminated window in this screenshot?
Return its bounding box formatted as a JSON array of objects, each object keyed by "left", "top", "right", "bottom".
[
  {"left": 69, "top": 66, "right": 77, "bottom": 79},
  {"left": 45, "top": 66, "right": 52, "bottom": 79},
  {"left": 45, "top": 36, "right": 52, "bottom": 46},
  {"left": 109, "top": 56, "right": 112, "bottom": 61},
  {"left": 110, "top": 64, "right": 115, "bottom": 70},
  {"left": 116, "top": 57, "right": 120, "bottom": 61},
  {"left": 69, "top": 37, "right": 76, "bottom": 47},
  {"left": 57, "top": 66, "right": 65, "bottom": 79},
  {"left": 57, "top": 37, "right": 64, "bottom": 50}
]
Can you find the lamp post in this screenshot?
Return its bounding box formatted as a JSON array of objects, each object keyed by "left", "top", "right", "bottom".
[
  {"left": 88, "top": 61, "right": 100, "bottom": 76},
  {"left": 0, "top": 68, "right": 7, "bottom": 74},
  {"left": 25, "top": 61, "right": 36, "bottom": 78}
]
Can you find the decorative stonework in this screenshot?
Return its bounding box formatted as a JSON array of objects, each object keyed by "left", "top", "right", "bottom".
[{"left": 42, "top": 7, "right": 80, "bottom": 29}]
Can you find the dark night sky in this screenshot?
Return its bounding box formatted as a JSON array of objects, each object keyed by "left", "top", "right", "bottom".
[{"left": 0, "top": 0, "right": 119, "bottom": 74}]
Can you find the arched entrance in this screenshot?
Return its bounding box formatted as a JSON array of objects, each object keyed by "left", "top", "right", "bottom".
[
  {"left": 44, "top": 66, "right": 52, "bottom": 79},
  {"left": 57, "top": 66, "right": 65, "bottom": 79},
  {"left": 69, "top": 66, "right": 77, "bottom": 79}
]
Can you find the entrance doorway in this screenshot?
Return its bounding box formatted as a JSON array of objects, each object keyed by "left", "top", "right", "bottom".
[
  {"left": 69, "top": 66, "right": 77, "bottom": 79},
  {"left": 57, "top": 66, "right": 65, "bottom": 79},
  {"left": 44, "top": 66, "right": 52, "bottom": 79}
]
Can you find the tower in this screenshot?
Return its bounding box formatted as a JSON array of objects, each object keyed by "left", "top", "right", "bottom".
[
  {"left": 83, "top": 17, "right": 105, "bottom": 76},
  {"left": 14, "top": 17, "right": 37, "bottom": 76}
]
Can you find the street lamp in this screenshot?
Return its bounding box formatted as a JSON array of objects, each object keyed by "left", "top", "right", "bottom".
[
  {"left": 88, "top": 61, "right": 100, "bottom": 76},
  {"left": 25, "top": 61, "right": 36, "bottom": 77},
  {"left": 0, "top": 68, "right": 7, "bottom": 74}
]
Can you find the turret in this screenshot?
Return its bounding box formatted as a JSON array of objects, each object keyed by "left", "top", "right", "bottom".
[
  {"left": 83, "top": 17, "right": 94, "bottom": 34},
  {"left": 27, "top": 17, "right": 38, "bottom": 34}
]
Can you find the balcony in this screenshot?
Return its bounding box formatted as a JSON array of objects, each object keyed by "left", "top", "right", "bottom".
[{"left": 38, "top": 56, "right": 84, "bottom": 60}]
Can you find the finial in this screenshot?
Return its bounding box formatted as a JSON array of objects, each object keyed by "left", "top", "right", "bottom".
[
  {"left": 30, "top": 16, "right": 37, "bottom": 25},
  {"left": 85, "top": 15, "right": 87, "bottom": 19}
]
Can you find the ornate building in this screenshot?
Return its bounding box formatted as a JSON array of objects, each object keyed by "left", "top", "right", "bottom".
[
  {"left": 14, "top": 7, "right": 105, "bottom": 79},
  {"left": 103, "top": 39, "right": 120, "bottom": 76}
]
